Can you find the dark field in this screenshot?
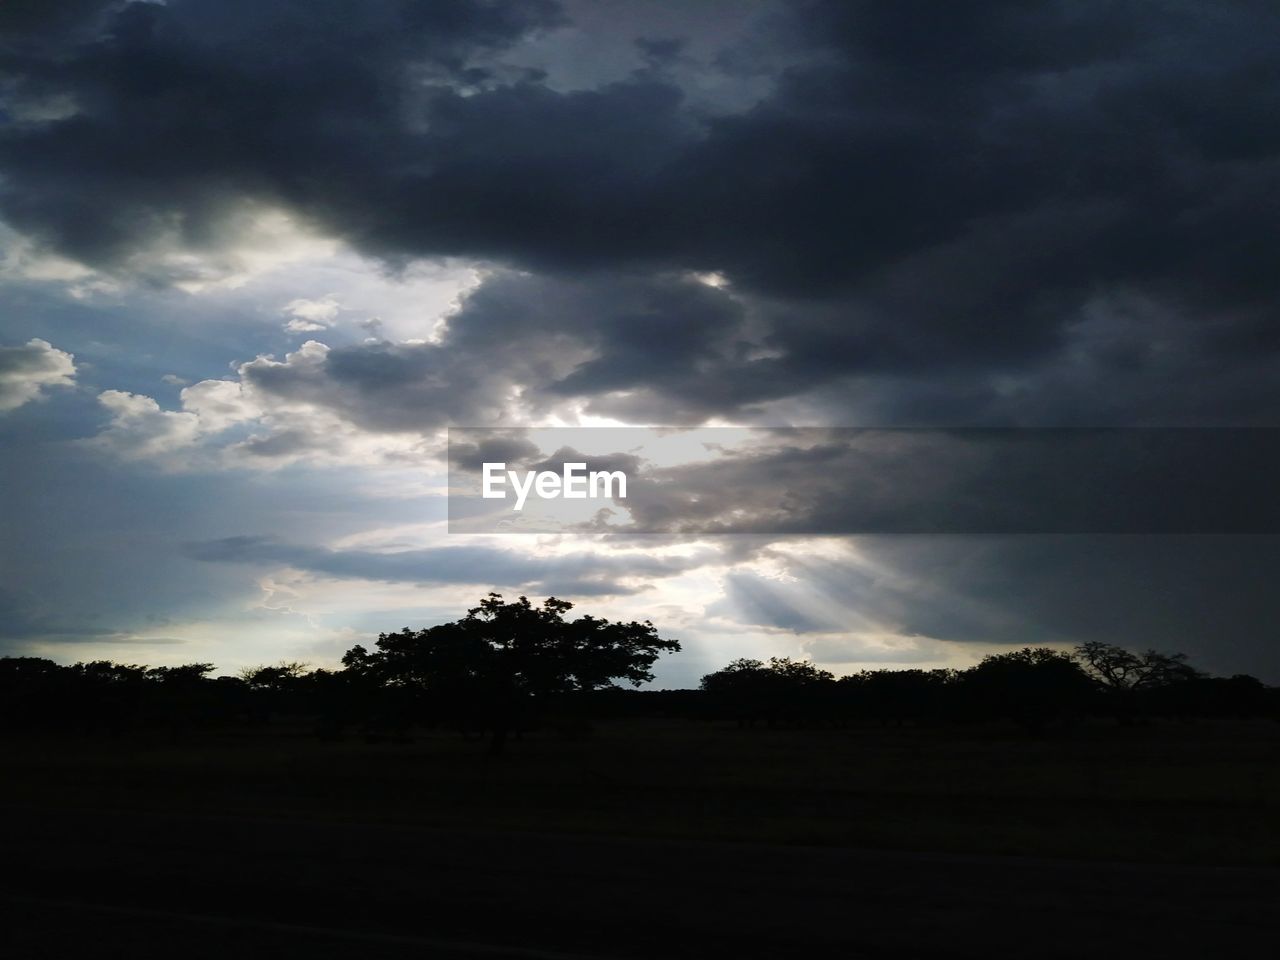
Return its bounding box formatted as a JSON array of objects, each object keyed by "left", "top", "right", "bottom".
[
  {"left": 2, "top": 721, "right": 1280, "bottom": 957},
  {"left": 3, "top": 720, "right": 1279, "bottom": 958},
  {"left": 4, "top": 718, "right": 1278, "bottom": 864}
]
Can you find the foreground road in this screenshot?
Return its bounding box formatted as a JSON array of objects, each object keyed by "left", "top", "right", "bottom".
[{"left": 0, "top": 806, "right": 1276, "bottom": 958}]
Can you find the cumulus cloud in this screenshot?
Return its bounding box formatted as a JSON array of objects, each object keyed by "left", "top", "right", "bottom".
[
  {"left": 283, "top": 319, "right": 328, "bottom": 333},
  {"left": 85, "top": 380, "right": 262, "bottom": 465},
  {"left": 87, "top": 389, "right": 203, "bottom": 460},
  {"left": 177, "top": 379, "right": 257, "bottom": 432},
  {"left": 84, "top": 370, "right": 432, "bottom": 469},
  {"left": 0, "top": 338, "right": 75, "bottom": 412},
  {"left": 282, "top": 296, "right": 340, "bottom": 332}
]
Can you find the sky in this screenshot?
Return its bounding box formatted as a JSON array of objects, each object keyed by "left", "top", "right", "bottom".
[{"left": 1, "top": 0, "right": 1278, "bottom": 684}]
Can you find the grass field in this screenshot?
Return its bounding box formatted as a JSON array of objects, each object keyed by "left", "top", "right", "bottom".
[{"left": 4, "top": 718, "right": 1278, "bottom": 865}]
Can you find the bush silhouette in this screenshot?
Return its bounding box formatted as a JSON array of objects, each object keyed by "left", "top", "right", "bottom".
[
  {"left": 341, "top": 593, "right": 680, "bottom": 753},
  {"left": 961, "top": 647, "right": 1095, "bottom": 733}
]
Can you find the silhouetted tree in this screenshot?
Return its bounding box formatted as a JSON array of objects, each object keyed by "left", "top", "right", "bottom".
[
  {"left": 962, "top": 647, "right": 1094, "bottom": 734},
  {"left": 67, "top": 660, "right": 148, "bottom": 733},
  {"left": 1074, "top": 641, "right": 1201, "bottom": 722},
  {"left": 240, "top": 661, "right": 311, "bottom": 691},
  {"left": 144, "top": 663, "right": 218, "bottom": 732},
  {"left": 839, "top": 669, "right": 957, "bottom": 725},
  {"left": 1148, "top": 672, "right": 1271, "bottom": 719},
  {"left": 342, "top": 594, "right": 680, "bottom": 753},
  {"left": 1075, "top": 642, "right": 1199, "bottom": 690},
  {"left": 0, "top": 657, "right": 68, "bottom": 732},
  {"left": 240, "top": 661, "right": 314, "bottom": 723},
  {"left": 700, "top": 657, "right": 835, "bottom": 726}
]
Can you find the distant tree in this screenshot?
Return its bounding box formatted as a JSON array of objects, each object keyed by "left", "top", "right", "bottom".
[
  {"left": 0, "top": 657, "right": 68, "bottom": 732},
  {"left": 1074, "top": 642, "right": 1199, "bottom": 691},
  {"left": 1149, "top": 673, "right": 1271, "bottom": 720},
  {"left": 962, "top": 647, "right": 1094, "bottom": 733},
  {"left": 0, "top": 656, "right": 62, "bottom": 681},
  {"left": 342, "top": 594, "right": 680, "bottom": 753},
  {"left": 143, "top": 663, "right": 218, "bottom": 731},
  {"left": 700, "top": 658, "right": 769, "bottom": 726},
  {"left": 1074, "top": 642, "right": 1201, "bottom": 722},
  {"left": 700, "top": 656, "right": 835, "bottom": 726},
  {"left": 72, "top": 660, "right": 148, "bottom": 684},
  {"left": 68, "top": 660, "right": 148, "bottom": 733},
  {"left": 240, "top": 661, "right": 311, "bottom": 691},
  {"left": 699, "top": 658, "right": 767, "bottom": 686},
  {"left": 239, "top": 661, "right": 314, "bottom": 723},
  {"left": 766, "top": 657, "right": 835, "bottom": 687},
  {"left": 840, "top": 668, "right": 957, "bottom": 725}
]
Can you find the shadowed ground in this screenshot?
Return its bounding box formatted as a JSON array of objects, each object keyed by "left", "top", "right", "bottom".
[
  {"left": 1, "top": 720, "right": 1277, "bottom": 956},
  {"left": 1, "top": 807, "right": 1277, "bottom": 958}
]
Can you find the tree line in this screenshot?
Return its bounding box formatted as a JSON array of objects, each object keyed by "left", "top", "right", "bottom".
[
  {"left": 1, "top": 595, "right": 1275, "bottom": 750},
  {"left": 698, "top": 643, "right": 1275, "bottom": 732}
]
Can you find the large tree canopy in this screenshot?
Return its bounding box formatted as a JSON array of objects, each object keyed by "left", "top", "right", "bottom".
[{"left": 342, "top": 593, "right": 680, "bottom": 751}]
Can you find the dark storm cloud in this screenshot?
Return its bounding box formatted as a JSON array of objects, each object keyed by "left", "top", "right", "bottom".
[
  {"left": 694, "top": 535, "right": 1280, "bottom": 678},
  {"left": 185, "top": 535, "right": 714, "bottom": 597},
  {"left": 643, "top": 429, "right": 1280, "bottom": 535},
  {"left": 240, "top": 270, "right": 755, "bottom": 428},
  {"left": 3, "top": 0, "right": 1279, "bottom": 416},
  {"left": 446, "top": 427, "right": 1280, "bottom": 535},
  {"left": 0, "top": 0, "right": 116, "bottom": 49},
  {"left": 447, "top": 432, "right": 543, "bottom": 472},
  {"left": 0, "top": 585, "right": 118, "bottom": 641},
  {"left": 838, "top": 535, "right": 1280, "bottom": 679},
  {"left": 0, "top": 0, "right": 565, "bottom": 269}
]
